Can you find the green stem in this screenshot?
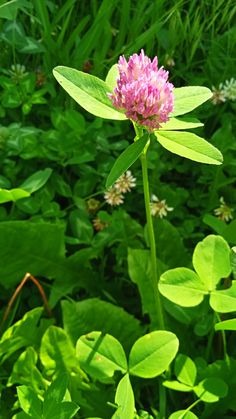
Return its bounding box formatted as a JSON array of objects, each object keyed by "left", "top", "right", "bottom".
[
  {"left": 140, "top": 146, "right": 165, "bottom": 330},
  {"left": 179, "top": 398, "right": 201, "bottom": 418},
  {"left": 215, "top": 312, "right": 230, "bottom": 366},
  {"left": 159, "top": 379, "right": 166, "bottom": 419}
]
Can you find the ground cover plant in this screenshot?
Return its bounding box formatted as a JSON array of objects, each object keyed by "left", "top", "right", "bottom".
[{"left": 0, "top": 1, "right": 236, "bottom": 418}]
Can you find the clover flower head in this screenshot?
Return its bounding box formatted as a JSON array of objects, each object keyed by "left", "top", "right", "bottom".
[
  {"left": 222, "top": 78, "right": 236, "bottom": 101},
  {"left": 211, "top": 84, "right": 226, "bottom": 105},
  {"left": 93, "top": 217, "right": 109, "bottom": 231},
  {"left": 104, "top": 187, "right": 124, "bottom": 206},
  {"left": 114, "top": 170, "right": 136, "bottom": 193},
  {"left": 214, "top": 196, "right": 234, "bottom": 222},
  {"left": 109, "top": 49, "right": 174, "bottom": 130},
  {"left": 212, "top": 78, "right": 236, "bottom": 105},
  {"left": 150, "top": 194, "right": 173, "bottom": 218}
]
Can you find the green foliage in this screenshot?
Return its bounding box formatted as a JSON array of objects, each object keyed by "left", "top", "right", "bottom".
[
  {"left": 128, "top": 331, "right": 179, "bottom": 378},
  {"left": 62, "top": 298, "right": 144, "bottom": 352},
  {"left": 40, "top": 326, "right": 78, "bottom": 375},
  {"left": 159, "top": 235, "right": 235, "bottom": 312},
  {"left": 76, "top": 331, "right": 127, "bottom": 383},
  {"left": 0, "top": 308, "right": 43, "bottom": 363},
  {"left": 106, "top": 134, "right": 149, "bottom": 188},
  {"left": 155, "top": 131, "right": 223, "bottom": 164},
  {"left": 112, "top": 374, "right": 135, "bottom": 419},
  {"left": 0, "top": 187, "right": 30, "bottom": 203},
  {"left": 172, "top": 87, "right": 213, "bottom": 117},
  {"left": 0, "top": 1, "right": 236, "bottom": 418},
  {"left": 53, "top": 66, "right": 126, "bottom": 120}
]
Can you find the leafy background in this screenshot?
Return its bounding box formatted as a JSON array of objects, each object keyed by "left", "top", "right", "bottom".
[{"left": 0, "top": 0, "right": 236, "bottom": 418}]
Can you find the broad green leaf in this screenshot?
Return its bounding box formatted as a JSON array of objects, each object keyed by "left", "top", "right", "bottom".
[
  {"left": 17, "top": 385, "right": 43, "bottom": 418},
  {"left": 148, "top": 220, "right": 188, "bottom": 270},
  {"left": 223, "top": 219, "right": 236, "bottom": 244},
  {"left": 153, "top": 218, "right": 189, "bottom": 268},
  {"left": 76, "top": 331, "right": 127, "bottom": 383},
  {"left": 105, "top": 64, "right": 119, "bottom": 90},
  {"left": 44, "top": 374, "right": 68, "bottom": 407},
  {"left": 159, "top": 268, "right": 207, "bottom": 307},
  {"left": 194, "top": 312, "right": 214, "bottom": 337},
  {"left": 40, "top": 326, "right": 78, "bottom": 375},
  {"left": 43, "top": 374, "right": 79, "bottom": 419},
  {"left": 7, "top": 347, "right": 46, "bottom": 392},
  {"left": 62, "top": 298, "right": 143, "bottom": 353},
  {"left": 210, "top": 281, "right": 236, "bottom": 313},
  {"left": 128, "top": 331, "right": 179, "bottom": 378},
  {"left": 194, "top": 377, "right": 228, "bottom": 403},
  {"left": 193, "top": 235, "right": 231, "bottom": 291},
  {"left": 155, "top": 131, "right": 223, "bottom": 165},
  {"left": 159, "top": 117, "right": 203, "bottom": 131},
  {"left": 203, "top": 214, "right": 226, "bottom": 235},
  {"left": 112, "top": 374, "right": 135, "bottom": 419},
  {"left": 169, "top": 410, "right": 198, "bottom": 419},
  {"left": 215, "top": 319, "right": 236, "bottom": 331},
  {"left": 106, "top": 134, "right": 148, "bottom": 188},
  {"left": 163, "top": 380, "right": 193, "bottom": 392},
  {"left": 0, "top": 221, "right": 84, "bottom": 292},
  {"left": 174, "top": 354, "right": 197, "bottom": 387},
  {"left": 128, "top": 248, "right": 160, "bottom": 328},
  {"left": 172, "top": 86, "right": 212, "bottom": 117},
  {"left": 44, "top": 402, "right": 79, "bottom": 419},
  {"left": 20, "top": 168, "right": 53, "bottom": 193},
  {"left": 0, "top": 187, "right": 30, "bottom": 203},
  {"left": 53, "top": 66, "right": 126, "bottom": 120},
  {"left": 0, "top": 308, "right": 43, "bottom": 364},
  {"left": 0, "top": 0, "right": 23, "bottom": 20}
]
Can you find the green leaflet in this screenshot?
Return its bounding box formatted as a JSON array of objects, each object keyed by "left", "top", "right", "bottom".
[
  {"left": 0, "top": 188, "right": 30, "bottom": 203},
  {"left": 172, "top": 86, "right": 212, "bottom": 116},
  {"left": 155, "top": 131, "right": 223, "bottom": 165},
  {"left": 106, "top": 134, "right": 149, "bottom": 189},
  {"left": 53, "top": 66, "right": 126, "bottom": 120},
  {"left": 159, "top": 235, "right": 234, "bottom": 313},
  {"left": 112, "top": 374, "right": 135, "bottom": 419},
  {"left": 128, "top": 331, "right": 179, "bottom": 378},
  {"left": 159, "top": 116, "right": 203, "bottom": 131},
  {"left": 76, "top": 331, "right": 127, "bottom": 383}
]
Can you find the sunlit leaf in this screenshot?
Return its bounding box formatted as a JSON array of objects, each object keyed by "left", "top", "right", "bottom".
[
  {"left": 155, "top": 131, "right": 223, "bottom": 165},
  {"left": 53, "top": 66, "right": 126, "bottom": 120}
]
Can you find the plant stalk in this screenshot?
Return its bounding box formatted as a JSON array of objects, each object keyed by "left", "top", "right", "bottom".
[{"left": 140, "top": 146, "right": 165, "bottom": 330}]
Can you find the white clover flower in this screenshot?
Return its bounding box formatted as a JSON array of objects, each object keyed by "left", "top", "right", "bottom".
[
  {"left": 104, "top": 187, "right": 124, "bottom": 206},
  {"left": 114, "top": 170, "right": 136, "bottom": 193},
  {"left": 150, "top": 194, "right": 173, "bottom": 218},
  {"left": 214, "top": 196, "right": 234, "bottom": 222},
  {"left": 222, "top": 78, "right": 236, "bottom": 101},
  {"left": 211, "top": 78, "right": 236, "bottom": 105},
  {"left": 211, "top": 85, "right": 226, "bottom": 105}
]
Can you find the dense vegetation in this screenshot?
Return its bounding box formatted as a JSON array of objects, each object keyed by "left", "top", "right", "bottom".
[{"left": 0, "top": 1, "right": 236, "bottom": 418}]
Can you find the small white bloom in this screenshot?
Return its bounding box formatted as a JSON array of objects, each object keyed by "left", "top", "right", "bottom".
[
  {"left": 222, "top": 78, "right": 236, "bottom": 101},
  {"left": 214, "top": 196, "right": 234, "bottom": 222},
  {"left": 104, "top": 187, "right": 124, "bottom": 206},
  {"left": 114, "top": 170, "right": 136, "bottom": 193},
  {"left": 150, "top": 194, "right": 173, "bottom": 218},
  {"left": 211, "top": 85, "right": 226, "bottom": 105},
  {"left": 211, "top": 78, "right": 236, "bottom": 105}
]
